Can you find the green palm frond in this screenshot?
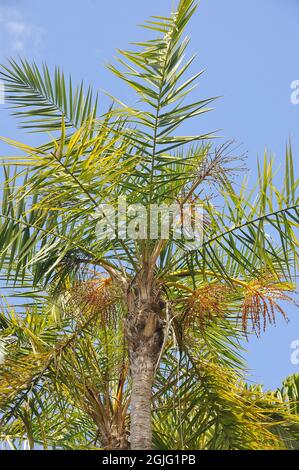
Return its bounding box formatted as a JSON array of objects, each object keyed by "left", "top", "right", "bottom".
[
  {"left": 153, "top": 347, "right": 299, "bottom": 450},
  {"left": 108, "top": 0, "right": 215, "bottom": 204},
  {"left": 0, "top": 59, "right": 98, "bottom": 131},
  {"left": 163, "top": 148, "right": 299, "bottom": 291}
]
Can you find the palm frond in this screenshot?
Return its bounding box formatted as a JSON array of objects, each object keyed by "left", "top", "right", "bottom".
[{"left": 0, "top": 59, "right": 98, "bottom": 131}]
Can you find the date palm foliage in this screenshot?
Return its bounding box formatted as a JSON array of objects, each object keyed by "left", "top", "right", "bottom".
[{"left": 1, "top": 0, "right": 299, "bottom": 450}]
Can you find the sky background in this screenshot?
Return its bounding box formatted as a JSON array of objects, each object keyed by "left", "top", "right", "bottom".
[{"left": 0, "top": 0, "right": 299, "bottom": 389}]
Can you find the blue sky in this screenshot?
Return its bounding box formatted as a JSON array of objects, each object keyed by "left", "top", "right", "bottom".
[{"left": 0, "top": 0, "right": 299, "bottom": 389}]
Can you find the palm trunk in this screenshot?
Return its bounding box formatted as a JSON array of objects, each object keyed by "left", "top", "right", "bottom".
[
  {"left": 130, "top": 351, "right": 155, "bottom": 449},
  {"left": 126, "top": 299, "right": 165, "bottom": 450}
]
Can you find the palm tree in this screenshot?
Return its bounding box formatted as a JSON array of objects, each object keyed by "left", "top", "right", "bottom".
[{"left": 1, "top": 0, "right": 299, "bottom": 450}]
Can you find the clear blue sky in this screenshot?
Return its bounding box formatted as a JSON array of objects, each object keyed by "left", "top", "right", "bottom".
[{"left": 0, "top": 0, "right": 299, "bottom": 389}]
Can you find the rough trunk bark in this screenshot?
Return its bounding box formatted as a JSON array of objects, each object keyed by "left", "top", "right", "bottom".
[
  {"left": 101, "top": 424, "right": 130, "bottom": 450},
  {"left": 126, "top": 301, "right": 165, "bottom": 450}
]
